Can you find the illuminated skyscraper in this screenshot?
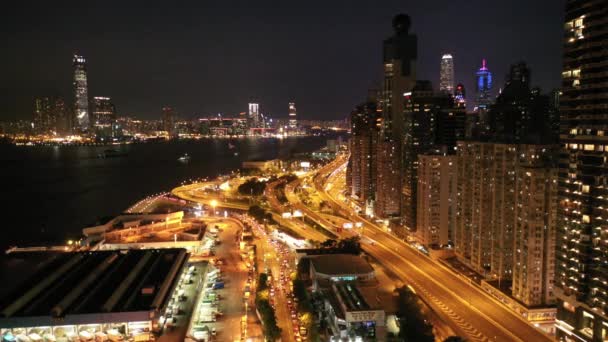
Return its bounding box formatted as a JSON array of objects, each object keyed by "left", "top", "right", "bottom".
[
  {"left": 348, "top": 95, "right": 381, "bottom": 203},
  {"left": 92, "top": 97, "right": 116, "bottom": 138},
  {"left": 162, "top": 106, "right": 176, "bottom": 137},
  {"left": 33, "top": 96, "right": 69, "bottom": 134},
  {"left": 381, "top": 13, "right": 417, "bottom": 139},
  {"left": 375, "top": 14, "right": 417, "bottom": 222},
  {"left": 555, "top": 2, "right": 608, "bottom": 341},
  {"left": 288, "top": 102, "right": 297, "bottom": 129},
  {"left": 475, "top": 59, "right": 493, "bottom": 110},
  {"left": 92, "top": 97, "right": 116, "bottom": 126},
  {"left": 72, "top": 54, "right": 90, "bottom": 131},
  {"left": 454, "top": 83, "right": 466, "bottom": 108},
  {"left": 439, "top": 54, "right": 454, "bottom": 94},
  {"left": 248, "top": 103, "right": 260, "bottom": 128}
]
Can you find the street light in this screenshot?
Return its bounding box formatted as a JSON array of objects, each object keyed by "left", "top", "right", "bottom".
[{"left": 210, "top": 199, "right": 218, "bottom": 216}]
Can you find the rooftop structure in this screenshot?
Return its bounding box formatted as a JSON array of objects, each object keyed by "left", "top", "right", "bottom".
[{"left": 0, "top": 248, "right": 189, "bottom": 339}]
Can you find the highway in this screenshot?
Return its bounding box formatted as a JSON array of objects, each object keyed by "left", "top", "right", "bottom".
[{"left": 301, "top": 155, "right": 554, "bottom": 342}]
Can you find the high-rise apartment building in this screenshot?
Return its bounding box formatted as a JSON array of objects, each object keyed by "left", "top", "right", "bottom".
[
  {"left": 512, "top": 145, "right": 558, "bottom": 307},
  {"left": 401, "top": 81, "right": 464, "bottom": 231},
  {"left": 348, "top": 98, "right": 381, "bottom": 204},
  {"left": 555, "top": 1, "right": 608, "bottom": 341},
  {"left": 288, "top": 102, "right": 297, "bottom": 129},
  {"left": 73, "top": 54, "right": 90, "bottom": 131},
  {"left": 416, "top": 153, "right": 458, "bottom": 247},
  {"left": 455, "top": 142, "right": 517, "bottom": 276},
  {"left": 439, "top": 54, "right": 455, "bottom": 94},
  {"left": 375, "top": 139, "right": 401, "bottom": 218}
]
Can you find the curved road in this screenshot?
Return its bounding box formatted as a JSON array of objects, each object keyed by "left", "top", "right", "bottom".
[{"left": 307, "top": 156, "right": 553, "bottom": 342}]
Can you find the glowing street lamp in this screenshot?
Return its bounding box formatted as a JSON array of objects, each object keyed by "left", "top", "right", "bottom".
[{"left": 210, "top": 199, "right": 218, "bottom": 216}]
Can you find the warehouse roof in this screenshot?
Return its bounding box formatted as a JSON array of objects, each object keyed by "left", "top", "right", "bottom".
[{"left": 309, "top": 254, "right": 374, "bottom": 276}]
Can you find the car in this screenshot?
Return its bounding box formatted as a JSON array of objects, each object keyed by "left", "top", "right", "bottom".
[{"left": 211, "top": 328, "right": 217, "bottom": 336}]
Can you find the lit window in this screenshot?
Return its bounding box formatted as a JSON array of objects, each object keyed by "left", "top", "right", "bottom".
[
  {"left": 582, "top": 185, "right": 590, "bottom": 193},
  {"left": 583, "top": 215, "right": 591, "bottom": 223},
  {"left": 585, "top": 144, "right": 595, "bottom": 151}
]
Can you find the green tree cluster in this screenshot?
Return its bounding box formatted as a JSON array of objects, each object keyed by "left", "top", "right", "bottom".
[
  {"left": 238, "top": 178, "right": 267, "bottom": 196},
  {"left": 320, "top": 236, "right": 362, "bottom": 254},
  {"left": 395, "top": 286, "right": 434, "bottom": 342},
  {"left": 256, "top": 273, "right": 281, "bottom": 340}
]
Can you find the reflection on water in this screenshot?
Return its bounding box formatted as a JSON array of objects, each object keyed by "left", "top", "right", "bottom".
[{"left": 0, "top": 136, "right": 333, "bottom": 247}]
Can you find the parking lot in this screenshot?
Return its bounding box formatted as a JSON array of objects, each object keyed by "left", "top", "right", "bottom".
[
  {"left": 157, "top": 262, "right": 206, "bottom": 342},
  {"left": 187, "top": 217, "right": 263, "bottom": 341}
]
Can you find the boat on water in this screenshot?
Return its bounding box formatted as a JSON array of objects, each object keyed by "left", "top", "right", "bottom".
[
  {"left": 98, "top": 149, "right": 128, "bottom": 158},
  {"left": 178, "top": 153, "right": 191, "bottom": 162}
]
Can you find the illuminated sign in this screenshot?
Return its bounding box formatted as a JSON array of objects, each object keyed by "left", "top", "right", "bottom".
[{"left": 346, "top": 310, "right": 384, "bottom": 323}]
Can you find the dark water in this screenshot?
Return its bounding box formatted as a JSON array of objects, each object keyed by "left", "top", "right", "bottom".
[{"left": 0, "top": 136, "right": 334, "bottom": 247}]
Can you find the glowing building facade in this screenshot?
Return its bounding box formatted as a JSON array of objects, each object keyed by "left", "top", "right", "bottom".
[
  {"left": 439, "top": 54, "right": 454, "bottom": 94},
  {"left": 248, "top": 103, "right": 260, "bottom": 128},
  {"left": 555, "top": 1, "right": 608, "bottom": 341},
  {"left": 73, "top": 55, "right": 90, "bottom": 130},
  {"left": 454, "top": 83, "right": 466, "bottom": 108},
  {"left": 288, "top": 102, "right": 297, "bottom": 129},
  {"left": 475, "top": 59, "right": 493, "bottom": 110}
]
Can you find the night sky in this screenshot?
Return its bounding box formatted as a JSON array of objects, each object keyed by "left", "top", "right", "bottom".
[{"left": 1, "top": 0, "right": 565, "bottom": 121}]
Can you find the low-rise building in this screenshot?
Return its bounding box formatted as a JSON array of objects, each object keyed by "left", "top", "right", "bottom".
[
  {"left": 0, "top": 248, "right": 191, "bottom": 341},
  {"left": 305, "top": 254, "right": 388, "bottom": 340}
]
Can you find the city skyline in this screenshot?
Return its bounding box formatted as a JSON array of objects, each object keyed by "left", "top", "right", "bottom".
[{"left": 0, "top": 0, "right": 564, "bottom": 121}]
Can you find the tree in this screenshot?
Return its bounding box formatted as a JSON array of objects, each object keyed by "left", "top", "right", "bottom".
[
  {"left": 444, "top": 337, "right": 467, "bottom": 342},
  {"left": 238, "top": 178, "right": 267, "bottom": 196},
  {"left": 337, "top": 236, "right": 361, "bottom": 254},
  {"left": 395, "top": 286, "right": 435, "bottom": 342},
  {"left": 320, "top": 239, "right": 337, "bottom": 248}
]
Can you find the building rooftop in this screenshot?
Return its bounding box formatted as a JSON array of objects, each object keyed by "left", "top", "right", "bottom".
[
  {"left": 309, "top": 254, "right": 374, "bottom": 276},
  {"left": 0, "top": 248, "right": 187, "bottom": 326}
]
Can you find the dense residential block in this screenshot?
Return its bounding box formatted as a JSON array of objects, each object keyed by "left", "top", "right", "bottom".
[{"left": 555, "top": 1, "right": 608, "bottom": 341}]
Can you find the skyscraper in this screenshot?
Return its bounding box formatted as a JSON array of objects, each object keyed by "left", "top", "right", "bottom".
[
  {"left": 375, "top": 14, "right": 417, "bottom": 222},
  {"left": 288, "top": 102, "right": 297, "bottom": 129},
  {"left": 72, "top": 54, "right": 90, "bottom": 131},
  {"left": 555, "top": 2, "right": 608, "bottom": 341},
  {"left": 348, "top": 96, "right": 381, "bottom": 204},
  {"left": 33, "top": 96, "right": 69, "bottom": 134},
  {"left": 92, "top": 97, "right": 117, "bottom": 138},
  {"left": 401, "top": 81, "right": 463, "bottom": 232},
  {"left": 475, "top": 59, "right": 493, "bottom": 110},
  {"left": 439, "top": 54, "right": 455, "bottom": 94},
  {"left": 381, "top": 14, "right": 417, "bottom": 140},
  {"left": 512, "top": 145, "right": 557, "bottom": 308},
  {"left": 475, "top": 59, "right": 493, "bottom": 136},
  {"left": 162, "top": 106, "right": 176, "bottom": 137},
  {"left": 248, "top": 103, "right": 260, "bottom": 128},
  {"left": 489, "top": 62, "right": 555, "bottom": 144},
  {"left": 416, "top": 153, "right": 458, "bottom": 247},
  {"left": 454, "top": 83, "right": 466, "bottom": 108}
]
